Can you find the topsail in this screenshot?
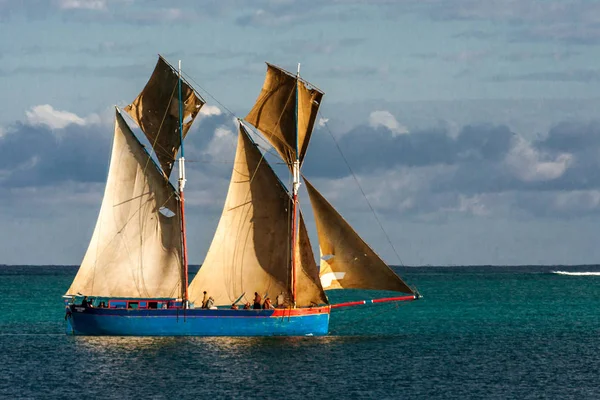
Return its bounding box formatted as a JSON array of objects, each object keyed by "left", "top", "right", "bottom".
[
  {"left": 245, "top": 63, "right": 323, "bottom": 168},
  {"left": 124, "top": 56, "right": 204, "bottom": 176}
]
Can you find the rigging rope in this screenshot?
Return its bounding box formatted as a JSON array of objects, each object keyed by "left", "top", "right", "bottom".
[
  {"left": 317, "top": 111, "right": 406, "bottom": 268},
  {"left": 181, "top": 71, "right": 284, "bottom": 161}
]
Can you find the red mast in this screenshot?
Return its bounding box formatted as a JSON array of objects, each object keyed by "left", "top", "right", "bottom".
[
  {"left": 177, "top": 60, "right": 189, "bottom": 307},
  {"left": 291, "top": 63, "right": 301, "bottom": 308}
]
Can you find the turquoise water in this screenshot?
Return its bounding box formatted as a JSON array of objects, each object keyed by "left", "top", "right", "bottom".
[{"left": 1, "top": 265, "right": 599, "bottom": 399}]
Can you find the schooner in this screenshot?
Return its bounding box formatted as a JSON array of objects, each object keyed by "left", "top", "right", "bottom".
[{"left": 64, "top": 56, "right": 419, "bottom": 336}]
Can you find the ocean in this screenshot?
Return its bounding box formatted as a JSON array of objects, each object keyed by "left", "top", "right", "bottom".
[{"left": 1, "top": 265, "right": 598, "bottom": 399}]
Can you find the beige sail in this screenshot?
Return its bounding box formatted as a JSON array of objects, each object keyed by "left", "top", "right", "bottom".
[
  {"left": 295, "top": 211, "right": 329, "bottom": 306},
  {"left": 245, "top": 63, "right": 323, "bottom": 168},
  {"left": 66, "top": 110, "right": 183, "bottom": 298},
  {"left": 189, "top": 125, "right": 327, "bottom": 307},
  {"left": 124, "top": 56, "right": 204, "bottom": 176},
  {"left": 304, "top": 178, "right": 414, "bottom": 294}
]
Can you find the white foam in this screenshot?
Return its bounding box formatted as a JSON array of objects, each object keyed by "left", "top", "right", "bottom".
[{"left": 552, "top": 271, "right": 600, "bottom": 276}]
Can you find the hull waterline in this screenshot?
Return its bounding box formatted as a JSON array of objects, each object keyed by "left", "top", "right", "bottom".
[{"left": 66, "top": 306, "right": 330, "bottom": 337}]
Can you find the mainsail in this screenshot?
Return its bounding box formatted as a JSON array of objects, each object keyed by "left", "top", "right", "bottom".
[
  {"left": 124, "top": 56, "right": 204, "bottom": 176},
  {"left": 188, "top": 125, "right": 328, "bottom": 307},
  {"left": 245, "top": 63, "right": 323, "bottom": 168},
  {"left": 66, "top": 110, "right": 183, "bottom": 298},
  {"left": 304, "top": 178, "right": 414, "bottom": 294}
]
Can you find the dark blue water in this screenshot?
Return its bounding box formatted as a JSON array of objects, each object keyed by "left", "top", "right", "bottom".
[{"left": 1, "top": 265, "right": 599, "bottom": 399}]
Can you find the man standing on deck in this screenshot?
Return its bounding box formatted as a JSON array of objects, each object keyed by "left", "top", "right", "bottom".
[
  {"left": 201, "top": 291, "right": 208, "bottom": 309},
  {"left": 253, "top": 292, "right": 262, "bottom": 309}
]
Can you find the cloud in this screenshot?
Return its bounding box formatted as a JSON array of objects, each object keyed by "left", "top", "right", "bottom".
[
  {"left": 501, "top": 50, "right": 579, "bottom": 63},
  {"left": 490, "top": 69, "right": 600, "bottom": 83},
  {"left": 277, "top": 37, "right": 367, "bottom": 56},
  {"left": 317, "top": 65, "right": 385, "bottom": 79},
  {"left": 504, "top": 137, "right": 572, "bottom": 182},
  {"left": 0, "top": 107, "right": 111, "bottom": 188},
  {"left": 199, "top": 105, "right": 222, "bottom": 117},
  {"left": 392, "top": 0, "right": 600, "bottom": 45},
  {"left": 442, "top": 50, "right": 490, "bottom": 63},
  {"left": 411, "top": 50, "right": 491, "bottom": 64},
  {"left": 303, "top": 111, "right": 600, "bottom": 219},
  {"left": 57, "top": 0, "right": 107, "bottom": 10},
  {"left": 4, "top": 103, "right": 600, "bottom": 229},
  {"left": 25, "top": 105, "right": 101, "bottom": 130},
  {"left": 201, "top": 125, "right": 237, "bottom": 161},
  {"left": 368, "top": 111, "right": 409, "bottom": 136},
  {"left": 5, "top": 102, "right": 600, "bottom": 264},
  {"left": 235, "top": 3, "right": 327, "bottom": 28},
  {"left": 0, "top": 64, "right": 145, "bottom": 79},
  {"left": 452, "top": 29, "right": 498, "bottom": 40}
]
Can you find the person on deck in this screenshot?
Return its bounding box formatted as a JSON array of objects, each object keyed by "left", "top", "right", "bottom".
[
  {"left": 243, "top": 302, "right": 251, "bottom": 310},
  {"left": 81, "top": 296, "right": 89, "bottom": 308},
  {"left": 253, "top": 292, "right": 262, "bottom": 309},
  {"left": 263, "top": 298, "right": 273, "bottom": 309},
  {"left": 275, "top": 292, "right": 285, "bottom": 308},
  {"left": 205, "top": 297, "right": 215, "bottom": 309},
  {"left": 231, "top": 303, "right": 238, "bottom": 310},
  {"left": 201, "top": 291, "right": 208, "bottom": 309}
]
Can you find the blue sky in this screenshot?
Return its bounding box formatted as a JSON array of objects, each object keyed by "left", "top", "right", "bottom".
[{"left": 2, "top": 0, "right": 600, "bottom": 265}]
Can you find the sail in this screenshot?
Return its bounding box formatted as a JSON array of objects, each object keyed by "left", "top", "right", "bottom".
[
  {"left": 245, "top": 63, "right": 323, "bottom": 168},
  {"left": 66, "top": 110, "right": 183, "bottom": 298},
  {"left": 188, "top": 125, "right": 327, "bottom": 307},
  {"left": 124, "top": 56, "right": 204, "bottom": 176},
  {"left": 295, "top": 211, "right": 329, "bottom": 306},
  {"left": 304, "top": 178, "right": 414, "bottom": 294}
]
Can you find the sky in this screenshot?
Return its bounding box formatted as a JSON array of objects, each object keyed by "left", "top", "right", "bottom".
[{"left": 2, "top": 0, "right": 600, "bottom": 265}]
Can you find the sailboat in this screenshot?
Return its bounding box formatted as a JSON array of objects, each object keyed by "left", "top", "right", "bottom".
[{"left": 64, "top": 55, "right": 420, "bottom": 336}]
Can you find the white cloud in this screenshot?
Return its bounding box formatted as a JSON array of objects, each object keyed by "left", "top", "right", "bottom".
[
  {"left": 25, "top": 105, "right": 100, "bottom": 130},
  {"left": 200, "top": 105, "right": 222, "bottom": 117},
  {"left": 202, "top": 126, "right": 236, "bottom": 160},
  {"left": 369, "top": 110, "right": 409, "bottom": 136},
  {"left": 57, "top": 0, "right": 107, "bottom": 10},
  {"left": 455, "top": 194, "right": 489, "bottom": 216},
  {"left": 318, "top": 117, "right": 329, "bottom": 127},
  {"left": 553, "top": 190, "right": 600, "bottom": 212},
  {"left": 505, "top": 136, "right": 572, "bottom": 182}
]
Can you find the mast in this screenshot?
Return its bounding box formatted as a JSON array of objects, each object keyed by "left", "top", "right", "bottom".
[
  {"left": 178, "top": 59, "right": 189, "bottom": 307},
  {"left": 291, "top": 63, "right": 301, "bottom": 308}
]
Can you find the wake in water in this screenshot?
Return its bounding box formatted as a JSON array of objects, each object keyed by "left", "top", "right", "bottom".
[{"left": 552, "top": 271, "right": 600, "bottom": 276}]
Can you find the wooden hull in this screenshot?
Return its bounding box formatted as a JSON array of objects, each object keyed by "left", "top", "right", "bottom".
[{"left": 66, "top": 305, "right": 330, "bottom": 336}]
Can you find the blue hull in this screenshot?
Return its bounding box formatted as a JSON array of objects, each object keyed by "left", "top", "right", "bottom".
[{"left": 66, "top": 306, "right": 330, "bottom": 336}]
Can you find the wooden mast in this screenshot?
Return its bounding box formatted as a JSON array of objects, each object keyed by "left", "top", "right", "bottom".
[
  {"left": 291, "top": 63, "right": 301, "bottom": 308},
  {"left": 178, "top": 60, "right": 189, "bottom": 307}
]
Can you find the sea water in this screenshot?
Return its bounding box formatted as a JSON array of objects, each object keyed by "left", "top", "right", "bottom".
[{"left": 0, "top": 265, "right": 598, "bottom": 399}]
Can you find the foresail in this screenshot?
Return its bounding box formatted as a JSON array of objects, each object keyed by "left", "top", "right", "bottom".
[
  {"left": 188, "top": 125, "right": 327, "bottom": 307},
  {"left": 124, "top": 56, "right": 204, "bottom": 176},
  {"left": 245, "top": 63, "right": 323, "bottom": 168},
  {"left": 304, "top": 178, "right": 414, "bottom": 294},
  {"left": 66, "top": 110, "right": 183, "bottom": 298}
]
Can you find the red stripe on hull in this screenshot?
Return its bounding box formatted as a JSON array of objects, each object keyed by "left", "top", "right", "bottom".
[{"left": 271, "top": 306, "right": 330, "bottom": 317}]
